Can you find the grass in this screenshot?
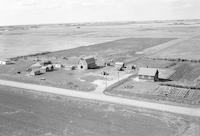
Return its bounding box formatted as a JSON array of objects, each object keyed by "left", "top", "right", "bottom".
[
  {"left": 0, "top": 86, "right": 177, "bottom": 136},
  {"left": 151, "top": 35, "right": 200, "bottom": 60}
]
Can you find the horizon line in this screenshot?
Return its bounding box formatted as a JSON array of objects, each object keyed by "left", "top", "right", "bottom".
[{"left": 1, "top": 18, "right": 200, "bottom": 27}]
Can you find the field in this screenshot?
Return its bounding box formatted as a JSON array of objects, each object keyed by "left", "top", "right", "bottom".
[
  {"left": 151, "top": 35, "right": 200, "bottom": 60},
  {"left": 46, "top": 37, "right": 174, "bottom": 62},
  {"left": 1, "top": 21, "right": 200, "bottom": 59},
  {"left": 0, "top": 85, "right": 190, "bottom": 136}
]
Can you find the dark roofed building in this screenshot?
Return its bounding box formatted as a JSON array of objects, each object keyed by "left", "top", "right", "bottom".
[
  {"left": 138, "top": 67, "right": 175, "bottom": 82},
  {"left": 78, "top": 56, "right": 97, "bottom": 70},
  {"left": 138, "top": 67, "right": 159, "bottom": 81}
]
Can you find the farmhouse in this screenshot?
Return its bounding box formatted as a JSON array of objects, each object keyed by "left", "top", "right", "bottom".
[
  {"left": 0, "top": 59, "right": 12, "bottom": 65},
  {"left": 78, "top": 57, "right": 97, "bottom": 70},
  {"left": 138, "top": 67, "right": 175, "bottom": 82},
  {"left": 138, "top": 67, "right": 159, "bottom": 81}
]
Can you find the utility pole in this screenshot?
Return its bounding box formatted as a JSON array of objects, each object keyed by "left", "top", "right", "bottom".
[
  {"left": 105, "top": 74, "right": 107, "bottom": 89},
  {"left": 118, "top": 71, "right": 119, "bottom": 81}
]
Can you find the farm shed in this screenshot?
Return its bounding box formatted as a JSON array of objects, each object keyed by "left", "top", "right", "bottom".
[
  {"left": 29, "top": 61, "right": 52, "bottom": 71},
  {"left": 53, "top": 64, "right": 63, "bottom": 69},
  {"left": 0, "top": 59, "right": 13, "bottom": 65},
  {"left": 78, "top": 57, "right": 97, "bottom": 70},
  {"left": 138, "top": 67, "right": 159, "bottom": 81},
  {"left": 40, "top": 60, "right": 52, "bottom": 66},
  {"left": 115, "top": 62, "right": 125, "bottom": 71}
]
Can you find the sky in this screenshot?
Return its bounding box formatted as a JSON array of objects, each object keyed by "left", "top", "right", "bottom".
[{"left": 0, "top": 0, "right": 200, "bottom": 26}]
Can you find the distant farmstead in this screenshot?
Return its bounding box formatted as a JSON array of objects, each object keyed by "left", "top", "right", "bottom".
[
  {"left": 138, "top": 67, "right": 159, "bottom": 81},
  {"left": 78, "top": 57, "right": 97, "bottom": 70}
]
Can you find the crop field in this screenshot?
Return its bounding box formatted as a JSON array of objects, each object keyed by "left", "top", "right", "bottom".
[
  {"left": 0, "top": 85, "right": 185, "bottom": 136},
  {"left": 46, "top": 37, "right": 174, "bottom": 62},
  {"left": 151, "top": 35, "right": 200, "bottom": 60},
  {"left": 2, "top": 22, "right": 197, "bottom": 59}
]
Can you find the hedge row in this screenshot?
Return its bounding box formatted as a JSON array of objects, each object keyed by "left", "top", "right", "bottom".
[
  {"left": 148, "top": 57, "right": 200, "bottom": 63},
  {"left": 160, "top": 83, "right": 200, "bottom": 90}
]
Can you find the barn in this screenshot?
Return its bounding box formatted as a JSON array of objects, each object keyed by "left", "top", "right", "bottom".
[
  {"left": 138, "top": 67, "right": 159, "bottom": 81},
  {"left": 78, "top": 57, "right": 97, "bottom": 70}
]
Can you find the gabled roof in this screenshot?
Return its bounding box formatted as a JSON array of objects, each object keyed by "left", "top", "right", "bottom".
[
  {"left": 138, "top": 67, "right": 158, "bottom": 76},
  {"left": 138, "top": 67, "right": 176, "bottom": 79},
  {"left": 80, "top": 56, "right": 96, "bottom": 64},
  {"left": 158, "top": 69, "right": 176, "bottom": 79}
]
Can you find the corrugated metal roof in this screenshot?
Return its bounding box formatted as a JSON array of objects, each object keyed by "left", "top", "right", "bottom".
[{"left": 138, "top": 67, "right": 158, "bottom": 76}]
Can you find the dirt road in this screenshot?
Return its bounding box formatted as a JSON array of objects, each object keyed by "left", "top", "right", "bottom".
[{"left": 0, "top": 79, "right": 200, "bottom": 117}]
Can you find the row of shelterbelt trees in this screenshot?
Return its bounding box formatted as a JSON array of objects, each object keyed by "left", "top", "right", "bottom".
[{"left": 149, "top": 57, "right": 200, "bottom": 63}]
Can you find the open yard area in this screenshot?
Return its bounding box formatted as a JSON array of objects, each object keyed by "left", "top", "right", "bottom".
[{"left": 0, "top": 85, "right": 199, "bottom": 136}]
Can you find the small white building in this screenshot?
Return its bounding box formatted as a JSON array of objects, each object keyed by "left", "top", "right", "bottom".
[
  {"left": 0, "top": 59, "right": 13, "bottom": 65},
  {"left": 53, "top": 64, "right": 63, "bottom": 69},
  {"left": 41, "top": 64, "right": 54, "bottom": 72},
  {"left": 115, "top": 62, "right": 125, "bottom": 71}
]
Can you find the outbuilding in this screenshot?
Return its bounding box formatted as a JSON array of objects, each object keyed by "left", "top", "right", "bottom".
[
  {"left": 0, "top": 59, "right": 13, "bottom": 65},
  {"left": 41, "top": 64, "right": 54, "bottom": 72},
  {"left": 138, "top": 67, "right": 159, "bottom": 81},
  {"left": 115, "top": 62, "right": 125, "bottom": 71},
  {"left": 78, "top": 57, "right": 97, "bottom": 70}
]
